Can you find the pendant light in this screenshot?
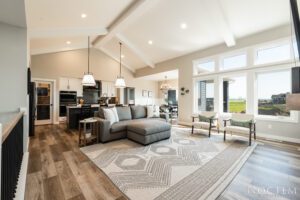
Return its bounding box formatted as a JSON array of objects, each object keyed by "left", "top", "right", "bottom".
[
  {"left": 82, "top": 36, "right": 96, "bottom": 86},
  {"left": 160, "top": 76, "right": 171, "bottom": 91},
  {"left": 115, "top": 42, "right": 126, "bottom": 88}
]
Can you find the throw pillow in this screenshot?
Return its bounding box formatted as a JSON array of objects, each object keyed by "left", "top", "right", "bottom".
[
  {"left": 103, "top": 107, "right": 119, "bottom": 125},
  {"left": 230, "top": 119, "right": 252, "bottom": 128},
  {"left": 199, "top": 115, "right": 211, "bottom": 123},
  {"left": 147, "top": 105, "right": 160, "bottom": 118}
]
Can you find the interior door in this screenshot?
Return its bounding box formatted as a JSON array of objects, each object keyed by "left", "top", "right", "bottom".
[{"left": 35, "top": 81, "right": 53, "bottom": 125}]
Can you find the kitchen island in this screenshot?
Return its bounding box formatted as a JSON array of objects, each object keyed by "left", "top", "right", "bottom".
[{"left": 66, "top": 104, "right": 100, "bottom": 129}]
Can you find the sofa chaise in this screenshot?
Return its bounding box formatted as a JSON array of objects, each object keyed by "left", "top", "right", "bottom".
[{"left": 94, "top": 105, "right": 171, "bottom": 145}]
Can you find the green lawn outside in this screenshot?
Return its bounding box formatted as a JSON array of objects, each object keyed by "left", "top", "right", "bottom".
[{"left": 229, "top": 100, "right": 246, "bottom": 113}]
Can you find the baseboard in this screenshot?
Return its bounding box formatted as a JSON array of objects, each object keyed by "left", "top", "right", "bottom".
[
  {"left": 178, "top": 121, "right": 300, "bottom": 144},
  {"left": 14, "top": 152, "right": 29, "bottom": 200},
  {"left": 256, "top": 132, "right": 300, "bottom": 144}
]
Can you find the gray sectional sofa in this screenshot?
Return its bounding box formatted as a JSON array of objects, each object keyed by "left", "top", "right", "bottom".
[{"left": 94, "top": 105, "right": 171, "bottom": 145}]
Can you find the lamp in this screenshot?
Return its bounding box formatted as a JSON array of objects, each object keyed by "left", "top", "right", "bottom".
[
  {"left": 82, "top": 36, "right": 96, "bottom": 86},
  {"left": 115, "top": 42, "right": 126, "bottom": 88},
  {"left": 160, "top": 76, "right": 171, "bottom": 91}
]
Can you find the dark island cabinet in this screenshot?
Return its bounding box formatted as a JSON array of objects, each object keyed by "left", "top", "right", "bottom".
[{"left": 67, "top": 107, "right": 99, "bottom": 129}]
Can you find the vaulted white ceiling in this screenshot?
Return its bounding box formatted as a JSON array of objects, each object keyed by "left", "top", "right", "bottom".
[{"left": 26, "top": 0, "right": 291, "bottom": 71}]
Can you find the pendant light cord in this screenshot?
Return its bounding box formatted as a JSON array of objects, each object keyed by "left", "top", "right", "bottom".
[
  {"left": 119, "top": 42, "right": 122, "bottom": 77},
  {"left": 88, "top": 36, "right": 90, "bottom": 73}
]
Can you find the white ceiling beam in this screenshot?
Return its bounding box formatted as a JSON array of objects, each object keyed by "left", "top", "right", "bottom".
[
  {"left": 116, "top": 33, "right": 155, "bottom": 68},
  {"left": 28, "top": 27, "right": 107, "bottom": 39},
  {"left": 203, "top": 0, "right": 236, "bottom": 47},
  {"left": 92, "top": 0, "right": 160, "bottom": 47},
  {"left": 99, "top": 47, "right": 136, "bottom": 73}
]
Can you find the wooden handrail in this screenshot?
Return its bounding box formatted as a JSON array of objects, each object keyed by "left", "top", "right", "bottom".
[{"left": 0, "top": 112, "right": 24, "bottom": 143}]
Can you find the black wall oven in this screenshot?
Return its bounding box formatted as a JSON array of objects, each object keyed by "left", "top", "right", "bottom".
[{"left": 59, "top": 91, "right": 77, "bottom": 117}]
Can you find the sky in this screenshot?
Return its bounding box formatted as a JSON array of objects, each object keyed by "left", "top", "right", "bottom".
[{"left": 257, "top": 70, "right": 291, "bottom": 99}]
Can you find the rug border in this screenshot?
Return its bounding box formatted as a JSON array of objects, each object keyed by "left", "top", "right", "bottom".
[{"left": 202, "top": 143, "right": 257, "bottom": 200}]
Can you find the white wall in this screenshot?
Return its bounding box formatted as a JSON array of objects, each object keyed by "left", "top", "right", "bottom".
[
  {"left": 0, "top": 22, "right": 29, "bottom": 151},
  {"left": 30, "top": 48, "right": 160, "bottom": 123},
  {"left": 0, "top": 22, "right": 28, "bottom": 112},
  {"left": 135, "top": 25, "right": 300, "bottom": 142}
]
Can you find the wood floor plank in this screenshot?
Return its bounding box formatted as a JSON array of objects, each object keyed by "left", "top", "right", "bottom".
[
  {"left": 40, "top": 140, "right": 58, "bottom": 179},
  {"left": 68, "top": 194, "right": 86, "bottom": 200},
  {"left": 55, "top": 160, "right": 82, "bottom": 199},
  {"left": 27, "top": 147, "right": 42, "bottom": 174},
  {"left": 43, "top": 176, "right": 65, "bottom": 200},
  {"left": 25, "top": 172, "right": 44, "bottom": 200}
]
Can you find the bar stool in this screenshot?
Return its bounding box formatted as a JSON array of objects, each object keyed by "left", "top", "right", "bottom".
[{"left": 78, "top": 118, "right": 99, "bottom": 147}]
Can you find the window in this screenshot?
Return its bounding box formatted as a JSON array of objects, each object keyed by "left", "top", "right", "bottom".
[
  {"left": 221, "top": 53, "right": 247, "bottom": 70},
  {"left": 293, "top": 41, "right": 299, "bottom": 58},
  {"left": 257, "top": 70, "right": 291, "bottom": 117},
  {"left": 255, "top": 44, "right": 290, "bottom": 65},
  {"left": 197, "top": 80, "right": 214, "bottom": 111},
  {"left": 223, "top": 76, "right": 247, "bottom": 113},
  {"left": 194, "top": 60, "right": 215, "bottom": 75}
]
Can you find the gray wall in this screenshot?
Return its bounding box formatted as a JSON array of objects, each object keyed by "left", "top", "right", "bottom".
[
  {"left": 135, "top": 24, "right": 300, "bottom": 142},
  {"left": 31, "top": 48, "right": 159, "bottom": 123},
  {"left": 0, "top": 22, "right": 29, "bottom": 153},
  {"left": 0, "top": 22, "right": 27, "bottom": 112}
]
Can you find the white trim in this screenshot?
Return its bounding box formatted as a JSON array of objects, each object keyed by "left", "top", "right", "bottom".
[
  {"left": 257, "top": 132, "right": 300, "bottom": 144},
  {"left": 14, "top": 152, "right": 29, "bottom": 200},
  {"left": 32, "top": 78, "right": 58, "bottom": 125}
]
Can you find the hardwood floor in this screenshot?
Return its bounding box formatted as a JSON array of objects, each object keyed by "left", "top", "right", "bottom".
[
  {"left": 25, "top": 124, "right": 126, "bottom": 200},
  {"left": 25, "top": 124, "right": 300, "bottom": 200}
]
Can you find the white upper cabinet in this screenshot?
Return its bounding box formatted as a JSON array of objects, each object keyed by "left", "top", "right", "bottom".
[
  {"left": 101, "top": 81, "right": 116, "bottom": 97},
  {"left": 59, "top": 77, "right": 83, "bottom": 97}
]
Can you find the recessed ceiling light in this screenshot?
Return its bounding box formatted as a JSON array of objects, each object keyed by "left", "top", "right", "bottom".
[
  {"left": 81, "top": 13, "right": 87, "bottom": 18},
  {"left": 121, "top": 55, "right": 125, "bottom": 58},
  {"left": 180, "top": 23, "right": 187, "bottom": 29},
  {"left": 66, "top": 41, "right": 71, "bottom": 45},
  {"left": 148, "top": 40, "right": 153, "bottom": 45}
]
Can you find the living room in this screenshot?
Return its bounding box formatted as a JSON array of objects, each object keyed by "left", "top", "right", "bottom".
[{"left": 1, "top": 0, "right": 300, "bottom": 200}]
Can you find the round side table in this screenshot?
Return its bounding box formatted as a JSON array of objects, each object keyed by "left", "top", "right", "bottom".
[{"left": 78, "top": 118, "right": 99, "bottom": 147}]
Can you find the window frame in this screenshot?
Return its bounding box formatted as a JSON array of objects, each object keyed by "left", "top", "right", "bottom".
[
  {"left": 220, "top": 73, "right": 248, "bottom": 114},
  {"left": 193, "top": 58, "right": 217, "bottom": 76},
  {"left": 193, "top": 75, "right": 217, "bottom": 113},
  {"left": 219, "top": 51, "right": 248, "bottom": 71},
  {"left": 254, "top": 67, "right": 298, "bottom": 122},
  {"left": 254, "top": 40, "right": 292, "bottom": 66}
]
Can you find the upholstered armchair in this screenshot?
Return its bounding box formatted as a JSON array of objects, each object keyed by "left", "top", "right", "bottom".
[
  {"left": 223, "top": 113, "right": 256, "bottom": 146},
  {"left": 191, "top": 112, "right": 218, "bottom": 137}
]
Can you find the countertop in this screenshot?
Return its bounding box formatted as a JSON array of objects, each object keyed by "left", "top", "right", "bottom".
[
  {"left": 67, "top": 104, "right": 100, "bottom": 109},
  {"left": 0, "top": 111, "right": 24, "bottom": 143}
]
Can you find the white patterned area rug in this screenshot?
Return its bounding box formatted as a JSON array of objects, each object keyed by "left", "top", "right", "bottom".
[{"left": 81, "top": 126, "right": 257, "bottom": 200}]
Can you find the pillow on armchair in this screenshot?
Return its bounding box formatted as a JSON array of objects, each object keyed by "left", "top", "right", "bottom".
[
  {"left": 198, "top": 112, "right": 216, "bottom": 123},
  {"left": 198, "top": 115, "right": 211, "bottom": 123},
  {"left": 230, "top": 119, "right": 252, "bottom": 128}
]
